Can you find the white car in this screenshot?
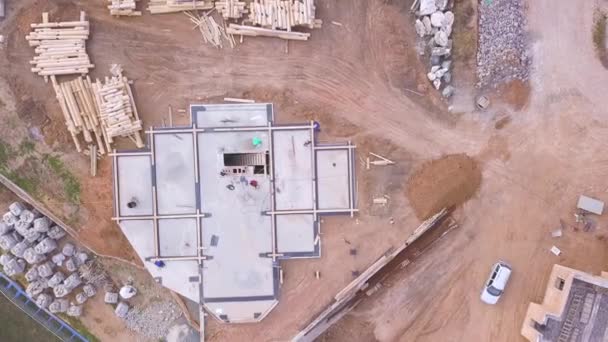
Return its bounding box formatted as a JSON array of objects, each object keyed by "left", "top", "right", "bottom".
[{"left": 480, "top": 261, "right": 512, "bottom": 305}]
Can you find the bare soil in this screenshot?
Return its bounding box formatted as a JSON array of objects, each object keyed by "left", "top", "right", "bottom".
[{"left": 406, "top": 154, "right": 481, "bottom": 220}]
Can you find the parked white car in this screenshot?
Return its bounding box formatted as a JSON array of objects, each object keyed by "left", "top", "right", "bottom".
[{"left": 480, "top": 261, "right": 512, "bottom": 305}]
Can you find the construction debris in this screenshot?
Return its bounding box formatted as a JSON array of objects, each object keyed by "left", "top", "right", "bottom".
[
  {"left": 185, "top": 11, "right": 234, "bottom": 49},
  {"left": 26, "top": 12, "right": 93, "bottom": 77},
  {"left": 551, "top": 229, "right": 562, "bottom": 238},
  {"left": 373, "top": 196, "right": 389, "bottom": 206},
  {"left": 147, "top": 0, "right": 213, "bottom": 14},
  {"left": 246, "top": 0, "right": 322, "bottom": 30},
  {"left": 550, "top": 246, "right": 562, "bottom": 256},
  {"left": 224, "top": 97, "right": 255, "bottom": 103},
  {"left": 227, "top": 23, "right": 310, "bottom": 40},
  {"left": 83, "top": 283, "right": 97, "bottom": 297},
  {"left": 577, "top": 195, "right": 604, "bottom": 215},
  {"left": 366, "top": 152, "right": 395, "bottom": 170},
  {"left": 108, "top": 0, "right": 142, "bottom": 16},
  {"left": 90, "top": 145, "right": 98, "bottom": 177},
  {"left": 48, "top": 226, "right": 66, "bottom": 240}
]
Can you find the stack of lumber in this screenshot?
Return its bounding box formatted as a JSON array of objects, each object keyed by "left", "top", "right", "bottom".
[
  {"left": 215, "top": 0, "right": 247, "bottom": 19},
  {"left": 108, "top": 0, "right": 142, "bottom": 16},
  {"left": 26, "top": 12, "right": 93, "bottom": 77},
  {"left": 227, "top": 23, "right": 310, "bottom": 40},
  {"left": 185, "top": 11, "right": 235, "bottom": 48},
  {"left": 247, "top": 0, "right": 322, "bottom": 30},
  {"left": 147, "top": 0, "right": 213, "bottom": 14},
  {"left": 92, "top": 69, "right": 144, "bottom": 149},
  {"left": 51, "top": 76, "right": 106, "bottom": 154}
]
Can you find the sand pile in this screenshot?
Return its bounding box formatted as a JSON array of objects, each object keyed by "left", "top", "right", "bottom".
[{"left": 406, "top": 154, "right": 481, "bottom": 219}]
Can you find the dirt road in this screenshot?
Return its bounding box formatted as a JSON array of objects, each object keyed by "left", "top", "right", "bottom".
[{"left": 324, "top": 1, "right": 608, "bottom": 341}]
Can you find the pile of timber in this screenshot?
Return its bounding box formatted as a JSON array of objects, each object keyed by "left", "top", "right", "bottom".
[
  {"left": 215, "top": 0, "right": 247, "bottom": 19},
  {"left": 247, "top": 0, "right": 321, "bottom": 30},
  {"left": 147, "top": 0, "right": 213, "bottom": 14},
  {"left": 93, "top": 70, "right": 144, "bottom": 149},
  {"left": 50, "top": 67, "right": 143, "bottom": 154},
  {"left": 108, "top": 0, "right": 142, "bottom": 16},
  {"left": 51, "top": 76, "right": 106, "bottom": 154},
  {"left": 26, "top": 12, "right": 93, "bottom": 77},
  {"left": 185, "top": 11, "right": 235, "bottom": 48}
]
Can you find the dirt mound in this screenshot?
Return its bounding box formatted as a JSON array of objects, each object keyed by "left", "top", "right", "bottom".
[{"left": 406, "top": 154, "right": 481, "bottom": 219}]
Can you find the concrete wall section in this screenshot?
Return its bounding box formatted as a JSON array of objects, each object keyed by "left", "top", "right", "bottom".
[
  {"left": 154, "top": 133, "right": 197, "bottom": 215},
  {"left": 193, "top": 103, "right": 271, "bottom": 128},
  {"left": 316, "top": 149, "right": 351, "bottom": 210},
  {"left": 273, "top": 129, "right": 314, "bottom": 210},
  {"left": 116, "top": 155, "right": 153, "bottom": 216}
]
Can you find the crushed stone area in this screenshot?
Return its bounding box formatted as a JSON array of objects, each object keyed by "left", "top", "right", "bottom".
[
  {"left": 124, "top": 300, "right": 183, "bottom": 340},
  {"left": 477, "top": 0, "right": 531, "bottom": 87}
]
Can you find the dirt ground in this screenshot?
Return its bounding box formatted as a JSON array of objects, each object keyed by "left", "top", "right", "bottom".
[{"left": 0, "top": 0, "right": 607, "bottom": 341}]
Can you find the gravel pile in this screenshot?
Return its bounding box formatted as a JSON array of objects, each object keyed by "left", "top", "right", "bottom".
[
  {"left": 124, "top": 300, "right": 183, "bottom": 339},
  {"left": 477, "top": 0, "right": 531, "bottom": 87}
]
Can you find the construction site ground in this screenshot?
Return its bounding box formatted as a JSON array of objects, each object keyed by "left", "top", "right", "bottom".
[{"left": 0, "top": 0, "right": 606, "bottom": 341}]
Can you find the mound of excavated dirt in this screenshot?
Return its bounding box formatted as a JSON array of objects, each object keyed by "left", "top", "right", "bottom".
[{"left": 406, "top": 154, "right": 481, "bottom": 219}]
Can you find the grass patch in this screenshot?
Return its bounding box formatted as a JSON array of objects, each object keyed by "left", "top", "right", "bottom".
[
  {"left": 59, "top": 315, "right": 100, "bottom": 342},
  {"left": 593, "top": 10, "right": 608, "bottom": 67},
  {"left": 0, "top": 294, "right": 60, "bottom": 342},
  {"left": 19, "top": 140, "right": 35, "bottom": 155},
  {"left": 0, "top": 139, "right": 15, "bottom": 170},
  {"left": 44, "top": 155, "right": 81, "bottom": 204}
]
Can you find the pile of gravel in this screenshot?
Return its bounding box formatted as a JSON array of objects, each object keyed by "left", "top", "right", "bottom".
[
  {"left": 477, "top": 0, "right": 531, "bottom": 87},
  {"left": 124, "top": 300, "right": 183, "bottom": 339}
]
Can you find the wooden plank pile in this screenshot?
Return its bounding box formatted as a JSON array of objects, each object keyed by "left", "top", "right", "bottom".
[
  {"left": 50, "top": 66, "right": 144, "bottom": 154},
  {"left": 26, "top": 12, "right": 93, "bottom": 77},
  {"left": 147, "top": 0, "right": 213, "bottom": 14},
  {"left": 108, "top": 0, "right": 142, "bottom": 16},
  {"left": 51, "top": 76, "right": 106, "bottom": 154},
  {"left": 185, "top": 11, "right": 235, "bottom": 48},
  {"left": 247, "top": 0, "right": 321, "bottom": 30},
  {"left": 93, "top": 68, "right": 144, "bottom": 150},
  {"left": 224, "top": 0, "right": 322, "bottom": 41},
  {"left": 215, "top": 0, "right": 247, "bottom": 19}
]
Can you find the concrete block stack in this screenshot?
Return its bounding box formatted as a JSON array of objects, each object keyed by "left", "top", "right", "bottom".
[
  {"left": 0, "top": 222, "right": 12, "bottom": 235},
  {"left": 34, "top": 237, "right": 57, "bottom": 254},
  {"left": 0, "top": 234, "right": 18, "bottom": 251},
  {"left": 48, "top": 226, "right": 66, "bottom": 240},
  {"left": 48, "top": 271, "right": 65, "bottom": 288},
  {"left": 24, "top": 267, "right": 39, "bottom": 282},
  {"left": 62, "top": 243, "right": 75, "bottom": 257},
  {"left": 76, "top": 292, "right": 88, "bottom": 304},
  {"left": 83, "top": 284, "right": 96, "bottom": 297},
  {"left": 65, "top": 257, "right": 78, "bottom": 272},
  {"left": 36, "top": 293, "right": 53, "bottom": 309},
  {"left": 412, "top": 0, "right": 455, "bottom": 98},
  {"left": 51, "top": 252, "right": 65, "bottom": 266},
  {"left": 11, "top": 241, "right": 31, "bottom": 258},
  {"left": 49, "top": 298, "right": 69, "bottom": 313},
  {"left": 23, "top": 247, "right": 45, "bottom": 264},
  {"left": 37, "top": 261, "right": 54, "bottom": 278},
  {"left": 67, "top": 304, "right": 83, "bottom": 317},
  {"left": 26, "top": 279, "right": 46, "bottom": 297},
  {"left": 33, "top": 217, "right": 50, "bottom": 233},
  {"left": 3, "top": 258, "right": 25, "bottom": 276},
  {"left": 105, "top": 291, "right": 119, "bottom": 304}
]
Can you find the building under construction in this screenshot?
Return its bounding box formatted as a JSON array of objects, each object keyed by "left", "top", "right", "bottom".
[
  {"left": 521, "top": 264, "right": 608, "bottom": 341},
  {"left": 111, "top": 103, "right": 357, "bottom": 323}
]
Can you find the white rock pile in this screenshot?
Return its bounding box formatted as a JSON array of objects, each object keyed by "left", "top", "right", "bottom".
[
  {"left": 412, "top": 0, "right": 455, "bottom": 98},
  {"left": 0, "top": 201, "right": 96, "bottom": 318}
]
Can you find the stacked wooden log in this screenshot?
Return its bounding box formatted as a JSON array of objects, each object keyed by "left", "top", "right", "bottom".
[
  {"left": 108, "top": 0, "right": 142, "bottom": 16},
  {"left": 247, "top": 0, "right": 321, "bottom": 30},
  {"left": 185, "top": 11, "right": 235, "bottom": 48},
  {"left": 215, "top": 0, "right": 247, "bottom": 19},
  {"left": 92, "top": 69, "right": 144, "bottom": 149},
  {"left": 147, "top": 0, "right": 213, "bottom": 14},
  {"left": 26, "top": 12, "right": 93, "bottom": 77},
  {"left": 227, "top": 24, "right": 310, "bottom": 40},
  {"left": 51, "top": 76, "right": 106, "bottom": 154}
]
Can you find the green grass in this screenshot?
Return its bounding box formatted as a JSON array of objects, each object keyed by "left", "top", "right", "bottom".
[
  {"left": 58, "top": 315, "right": 100, "bottom": 342},
  {"left": 0, "top": 139, "right": 15, "bottom": 170},
  {"left": 594, "top": 11, "right": 607, "bottom": 65},
  {"left": 19, "top": 140, "right": 35, "bottom": 155},
  {"left": 0, "top": 294, "right": 60, "bottom": 342},
  {"left": 45, "top": 155, "right": 81, "bottom": 204}
]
